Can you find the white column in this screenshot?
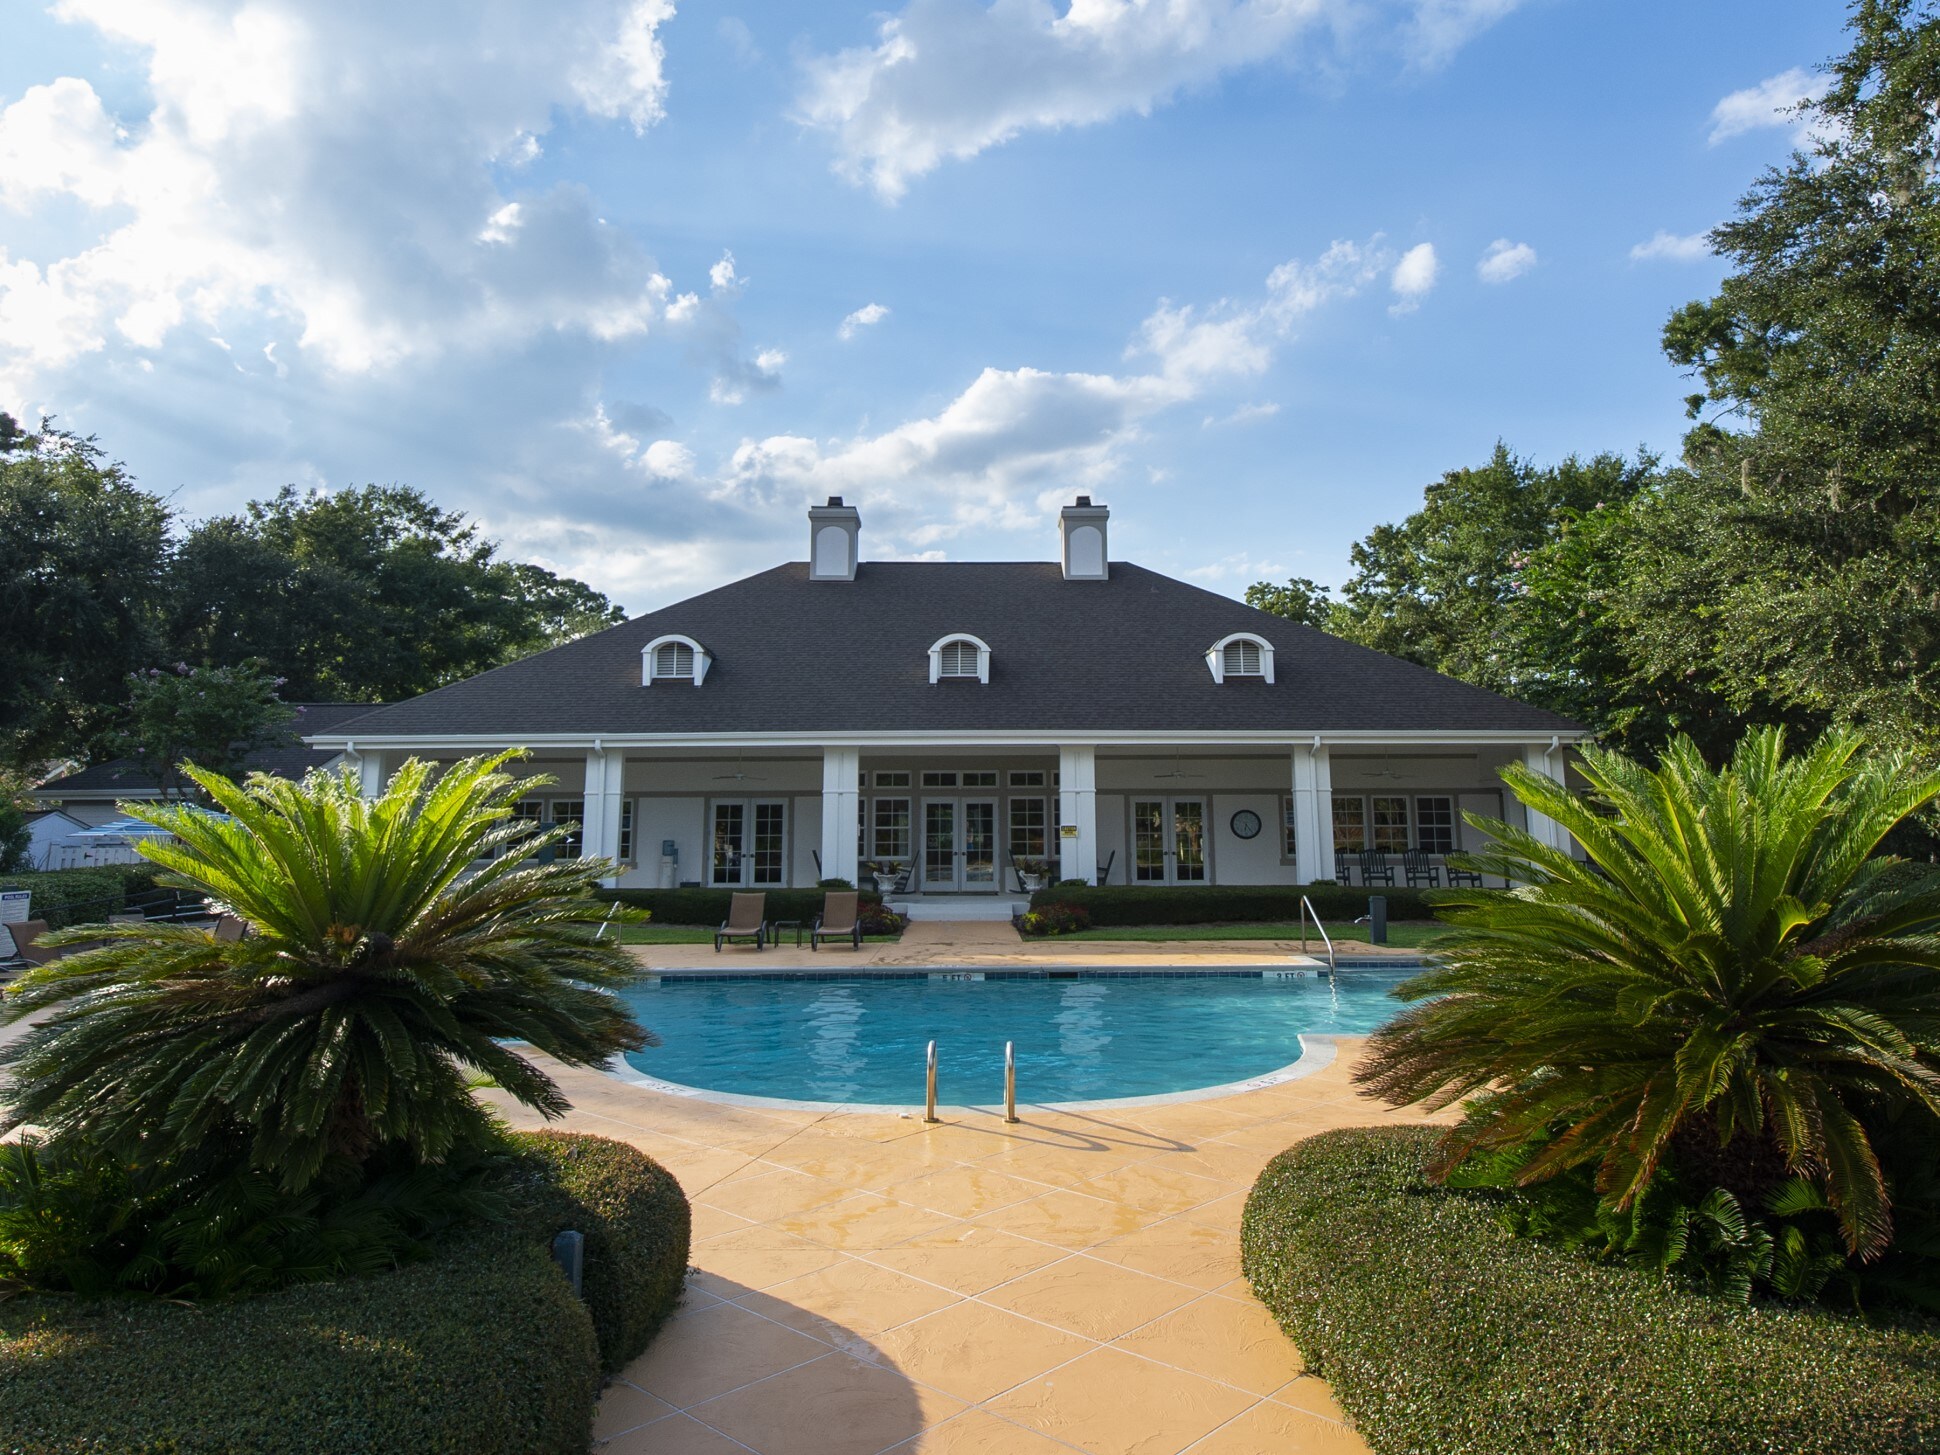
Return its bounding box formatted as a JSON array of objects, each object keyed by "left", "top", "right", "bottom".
[
  {"left": 1522, "top": 742, "right": 1566, "bottom": 854},
  {"left": 356, "top": 750, "right": 389, "bottom": 798},
  {"left": 1291, "top": 741, "right": 1334, "bottom": 883},
  {"left": 820, "top": 747, "right": 861, "bottom": 886},
  {"left": 582, "top": 748, "right": 626, "bottom": 887},
  {"left": 1058, "top": 745, "right": 1098, "bottom": 885}
]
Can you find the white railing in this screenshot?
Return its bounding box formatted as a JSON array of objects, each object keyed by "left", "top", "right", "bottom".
[{"left": 1298, "top": 894, "right": 1336, "bottom": 975}]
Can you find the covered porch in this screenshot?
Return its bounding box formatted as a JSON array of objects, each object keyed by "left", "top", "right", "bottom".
[{"left": 340, "top": 736, "right": 1578, "bottom": 895}]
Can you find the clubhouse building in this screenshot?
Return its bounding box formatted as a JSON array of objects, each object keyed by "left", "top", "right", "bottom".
[{"left": 306, "top": 498, "right": 1584, "bottom": 903}]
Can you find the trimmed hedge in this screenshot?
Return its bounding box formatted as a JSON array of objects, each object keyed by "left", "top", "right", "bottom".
[
  {"left": 1027, "top": 883, "right": 1439, "bottom": 925},
  {"left": 0, "top": 864, "right": 171, "bottom": 929},
  {"left": 1242, "top": 1126, "right": 1940, "bottom": 1455},
  {"left": 597, "top": 886, "right": 881, "bottom": 926},
  {"left": 502, "top": 1131, "right": 691, "bottom": 1373},
  {"left": 0, "top": 1132, "right": 691, "bottom": 1455}
]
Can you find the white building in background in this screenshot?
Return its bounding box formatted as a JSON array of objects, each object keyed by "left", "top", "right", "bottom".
[{"left": 306, "top": 498, "right": 1586, "bottom": 902}]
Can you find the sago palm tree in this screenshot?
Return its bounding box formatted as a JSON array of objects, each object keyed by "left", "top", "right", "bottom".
[
  {"left": 1, "top": 752, "right": 649, "bottom": 1192},
  {"left": 1357, "top": 728, "right": 1940, "bottom": 1258}
]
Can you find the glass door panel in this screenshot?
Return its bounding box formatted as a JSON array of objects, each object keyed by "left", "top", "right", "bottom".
[
  {"left": 923, "top": 801, "right": 958, "bottom": 889},
  {"left": 1172, "top": 799, "right": 1207, "bottom": 882},
  {"left": 711, "top": 803, "right": 744, "bottom": 886},
  {"left": 1132, "top": 800, "right": 1167, "bottom": 882},
  {"left": 962, "top": 800, "right": 996, "bottom": 887},
  {"left": 751, "top": 802, "right": 786, "bottom": 885}
]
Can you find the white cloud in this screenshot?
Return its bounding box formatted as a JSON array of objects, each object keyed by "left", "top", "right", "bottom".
[
  {"left": 1203, "top": 401, "right": 1281, "bottom": 427},
  {"left": 642, "top": 438, "right": 696, "bottom": 477},
  {"left": 797, "top": 0, "right": 1531, "bottom": 200},
  {"left": 0, "top": 0, "right": 681, "bottom": 398},
  {"left": 1629, "top": 229, "right": 1711, "bottom": 263},
  {"left": 1709, "top": 65, "right": 1831, "bottom": 145},
  {"left": 572, "top": 0, "right": 677, "bottom": 132},
  {"left": 709, "top": 250, "right": 739, "bottom": 292},
  {"left": 715, "top": 236, "right": 1387, "bottom": 548},
  {"left": 838, "top": 301, "right": 891, "bottom": 339},
  {"left": 1388, "top": 242, "right": 1439, "bottom": 313},
  {"left": 1476, "top": 238, "right": 1535, "bottom": 283}
]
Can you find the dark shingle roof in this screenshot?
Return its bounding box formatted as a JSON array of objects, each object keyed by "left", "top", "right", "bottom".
[
  {"left": 35, "top": 703, "right": 387, "bottom": 796},
  {"left": 310, "top": 563, "right": 1579, "bottom": 739}
]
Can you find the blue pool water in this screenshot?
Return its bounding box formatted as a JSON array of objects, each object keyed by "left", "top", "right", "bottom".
[{"left": 616, "top": 970, "right": 1413, "bottom": 1106}]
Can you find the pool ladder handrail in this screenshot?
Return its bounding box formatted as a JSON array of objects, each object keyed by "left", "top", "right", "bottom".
[
  {"left": 1298, "top": 894, "right": 1336, "bottom": 975},
  {"left": 924, "top": 1040, "right": 939, "bottom": 1123},
  {"left": 1004, "top": 1041, "right": 1019, "bottom": 1124}
]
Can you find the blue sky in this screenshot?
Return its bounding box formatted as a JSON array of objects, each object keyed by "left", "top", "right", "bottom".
[{"left": 0, "top": 0, "right": 1843, "bottom": 613}]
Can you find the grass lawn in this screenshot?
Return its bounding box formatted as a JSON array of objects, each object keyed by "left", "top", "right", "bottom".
[{"left": 1053, "top": 920, "right": 1450, "bottom": 949}]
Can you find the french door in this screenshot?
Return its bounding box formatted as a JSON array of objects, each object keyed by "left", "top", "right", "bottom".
[
  {"left": 1131, "top": 797, "right": 1208, "bottom": 884},
  {"left": 711, "top": 800, "right": 787, "bottom": 887},
  {"left": 921, "top": 799, "right": 998, "bottom": 892}
]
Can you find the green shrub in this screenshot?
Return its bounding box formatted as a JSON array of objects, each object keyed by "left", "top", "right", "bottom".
[
  {"left": 500, "top": 1132, "right": 691, "bottom": 1373},
  {"left": 1027, "top": 883, "right": 1437, "bottom": 925},
  {"left": 0, "top": 1131, "right": 690, "bottom": 1455},
  {"left": 598, "top": 886, "right": 882, "bottom": 925},
  {"left": 1242, "top": 1126, "right": 1940, "bottom": 1455},
  {"left": 1019, "top": 902, "right": 1091, "bottom": 936},
  {"left": 0, "top": 863, "right": 170, "bottom": 928}
]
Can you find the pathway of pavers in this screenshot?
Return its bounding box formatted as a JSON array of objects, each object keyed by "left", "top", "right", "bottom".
[{"left": 488, "top": 1029, "right": 1438, "bottom": 1455}]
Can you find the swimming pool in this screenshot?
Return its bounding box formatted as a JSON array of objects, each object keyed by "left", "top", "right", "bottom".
[{"left": 614, "top": 969, "right": 1414, "bottom": 1109}]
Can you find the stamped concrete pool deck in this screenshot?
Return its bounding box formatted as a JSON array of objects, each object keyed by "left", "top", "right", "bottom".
[
  {"left": 626, "top": 918, "right": 1425, "bottom": 973},
  {"left": 488, "top": 945, "right": 1442, "bottom": 1455}
]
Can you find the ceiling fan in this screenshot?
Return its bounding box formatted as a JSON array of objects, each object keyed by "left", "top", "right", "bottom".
[
  {"left": 1152, "top": 753, "right": 1205, "bottom": 781},
  {"left": 712, "top": 755, "right": 769, "bottom": 782}
]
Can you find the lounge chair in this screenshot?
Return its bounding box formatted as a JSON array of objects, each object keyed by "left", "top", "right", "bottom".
[
  {"left": 1358, "top": 849, "right": 1396, "bottom": 887},
  {"left": 11, "top": 920, "right": 57, "bottom": 966},
  {"left": 213, "top": 915, "right": 247, "bottom": 943},
  {"left": 809, "top": 891, "right": 862, "bottom": 952},
  {"left": 1403, "top": 850, "right": 1441, "bottom": 888},
  {"left": 714, "top": 892, "right": 768, "bottom": 952},
  {"left": 1334, "top": 853, "right": 1355, "bottom": 885},
  {"left": 1445, "top": 862, "right": 1485, "bottom": 888}
]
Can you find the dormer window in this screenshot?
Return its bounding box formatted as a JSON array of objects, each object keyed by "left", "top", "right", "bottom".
[
  {"left": 1206, "top": 632, "right": 1275, "bottom": 684},
  {"left": 928, "top": 633, "right": 991, "bottom": 684},
  {"left": 642, "top": 634, "right": 711, "bottom": 686}
]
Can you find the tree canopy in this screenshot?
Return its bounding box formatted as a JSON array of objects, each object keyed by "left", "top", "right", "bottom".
[
  {"left": 1252, "top": 0, "right": 1940, "bottom": 776},
  {"left": 0, "top": 421, "right": 626, "bottom": 773},
  {"left": 165, "top": 485, "right": 626, "bottom": 703}
]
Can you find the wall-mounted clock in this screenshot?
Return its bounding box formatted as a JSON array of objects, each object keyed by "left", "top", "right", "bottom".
[{"left": 1230, "top": 809, "right": 1262, "bottom": 840}]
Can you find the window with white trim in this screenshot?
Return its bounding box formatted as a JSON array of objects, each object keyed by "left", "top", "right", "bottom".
[
  {"left": 1204, "top": 632, "right": 1275, "bottom": 684},
  {"left": 927, "top": 633, "right": 991, "bottom": 684},
  {"left": 1414, "top": 796, "right": 1456, "bottom": 854},
  {"left": 642, "top": 634, "right": 711, "bottom": 685},
  {"left": 1223, "top": 639, "right": 1262, "bottom": 676}
]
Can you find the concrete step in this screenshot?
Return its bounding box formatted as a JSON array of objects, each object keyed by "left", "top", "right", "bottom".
[{"left": 888, "top": 897, "right": 1028, "bottom": 922}]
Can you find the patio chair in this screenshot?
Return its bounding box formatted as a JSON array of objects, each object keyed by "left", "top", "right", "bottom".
[
  {"left": 11, "top": 920, "right": 57, "bottom": 967},
  {"left": 212, "top": 914, "right": 247, "bottom": 943},
  {"left": 714, "top": 892, "right": 768, "bottom": 953},
  {"left": 1403, "top": 850, "right": 1441, "bottom": 888},
  {"left": 1334, "top": 853, "right": 1354, "bottom": 885},
  {"left": 1357, "top": 849, "right": 1396, "bottom": 887},
  {"left": 1445, "top": 863, "right": 1485, "bottom": 888},
  {"left": 809, "top": 891, "right": 862, "bottom": 952},
  {"left": 1096, "top": 850, "right": 1116, "bottom": 886}
]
